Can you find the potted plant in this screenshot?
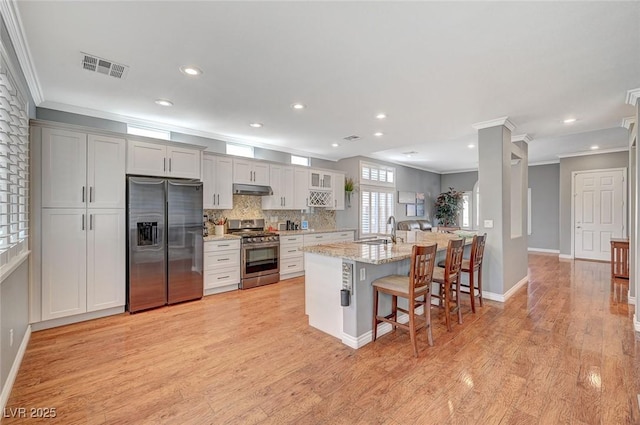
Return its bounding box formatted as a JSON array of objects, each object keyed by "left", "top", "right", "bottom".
[
  {"left": 344, "top": 177, "right": 356, "bottom": 208},
  {"left": 435, "top": 187, "right": 464, "bottom": 226}
]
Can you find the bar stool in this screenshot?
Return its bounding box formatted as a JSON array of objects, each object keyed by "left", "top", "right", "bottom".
[
  {"left": 460, "top": 234, "right": 486, "bottom": 313},
  {"left": 432, "top": 238, "right": 465, "bottom": 332},
  {"left": 371, "top": 244, "right": 438, "bottom": 357}
]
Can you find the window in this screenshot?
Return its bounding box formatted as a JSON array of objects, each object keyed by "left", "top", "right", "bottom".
[
  {"left": 127, "top": 125, "right": 170, "bottom": 140},
  {"left": 226, "top": 143, "right": 254, "bottom": 158},
  {"left": 291, "top": 155, "right": 309, "bottom": 166},
  {"left": 359, "top": 161, "right": 396, "bottom": 235},
  {"left": 0, "top": 56, "right": 30, "bottom": 267},
  {"left": 460, "top": 191, "right": 472, "bottom": 229}
]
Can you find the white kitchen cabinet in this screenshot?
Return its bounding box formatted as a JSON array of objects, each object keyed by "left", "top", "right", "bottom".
[
  {"left": 331, "top": 230, "right": 354, "bottom": 243},
  {"left": 309, "top": 170, "right": 333, "bottom": 190},
  {"left": 204, "top": 239, "right": 241, "bottom": 294},
  {"left": 233, "top": 159, "right": 270, "bottom": 185},
  {"left": 87, "top": 209, "right": 126, "bottom": 311},
  {"left": 303, "top": 232, "right": 334, "bottom": 246},
  {"left": 332, "top": 172, "right": 346, "bottom": 210},
  {"left": 41, "top": 208, "right": 125, "bottom": 320},
  {"left": 280, "top": 234, "right": 304, "bottom": 279},
  {"left": 293, "top": 167, "right": 310, "bottom": 209},
  {"left": 203, "top": 154, "right": 233, "bottom": 209},
  {"left": 127, "top": 140, "right": 202, "bottom": 179},
  {"left": 263, "top": 165, "right": 294, "bottom": 210},
  {"left": 42, "top": 128, "right": 125, "bottom": 209}
]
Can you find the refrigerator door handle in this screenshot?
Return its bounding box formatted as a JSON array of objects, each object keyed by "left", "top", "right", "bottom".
[{"left": 154, "top": 226, "right": 158, "bottom": 245}]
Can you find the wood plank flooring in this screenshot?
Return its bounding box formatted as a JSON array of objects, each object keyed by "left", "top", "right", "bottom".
[{"left": 5, "top": 254, "right": 639, "bottom": 424}]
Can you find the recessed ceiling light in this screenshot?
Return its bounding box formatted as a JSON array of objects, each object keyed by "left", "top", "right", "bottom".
[
  {"left": 249, "top": 122, "right": 263, "bottom": 128},
  {"left": 403, "top": 151, "right": 418, "bottom": 158},
  {"left": 376, "top": 113, "right": 387, "bottom": 120},
  {"left": 374, "top": 132, "right": 384, "bottom": 137},
  {"left": 563, "top": 118, "right": 577, "bottom": 124},
  {"left": 180, "top": 66, "right": 202, "bottom": 76},
  {"left": 155, "top": 99, "right": 173, "bottom": 107},
  {"left": 591, "top": 145, "right": 599, "bottom": 150},
  {"left": 291, "top": 103, "right": 306, "bottom": 110},
  {"left": 331, "top": 143, "right": 339, "bottom": 147},
  {"left": 468, "top": 144, "right": 475, "bottom": 148}
]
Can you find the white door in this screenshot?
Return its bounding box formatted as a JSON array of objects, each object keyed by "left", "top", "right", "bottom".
[
  {"left": 167, "top": 146, "right": 201, "bottom": 179},
  {"left": 574, "top": 169, "right": 626, "bottom": 261},
  {"left": 127, "top": 140, "right": 166, "bottom": 176},
  {"left": 87, "top": 134, "right": 126, "bottom": 208},
  {"left": 216, "top": 157, "right": 234, "bottom": 209},
  {"left": 42, "top": 209, "right": 87, "bottom": 320},
  {"left": 202, "top": 155, "right": 216, "bottom": 209},
  {"left": 87, "top": 209, "right": 126, "bottom": 312},
  {"left": 41, "top": 128, "right": 87, "bottom": 208}
]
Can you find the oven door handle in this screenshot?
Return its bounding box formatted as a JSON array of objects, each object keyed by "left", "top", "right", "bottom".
[{"left": 243, "top": 242, "right": 280, "bottom": 249}]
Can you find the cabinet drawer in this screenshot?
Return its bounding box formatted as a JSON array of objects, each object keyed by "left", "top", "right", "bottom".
[
  {"left": 280, "top": 235, "right": 303, "bottom": 244},
  {"left": 205, "top": 266, "right": 240, "bottom": 289},
  {"left": 205, "top": 239, "right": 241, "bottom": 252},
  {"left": 204, "top": 251, "right": 240, "bottom": 269},
  {"left": 303, "top": 233, "right": 331, "bottom": 246},
  {"left": 280, "top": 257, "right": 304, "bottom": 274},
  {"left": 281, "top": 245, "right": 302, "bottom": 259},
  {"left": 332, "top": 231, "right": 354, "bottom": 242}
]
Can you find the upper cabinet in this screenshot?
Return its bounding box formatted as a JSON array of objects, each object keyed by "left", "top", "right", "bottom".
[
  {"left": 233, "top": 159, "right": 269, "bottom": 185},
  {"left": 332, "top": 172, "right": 345, "bottom": 210},
  {"left": 203, "top": 154, "right": 233, "bottom": 210},
  {"left": 42, "top": 128, "right": 125, "bottom": 209},
  {"left": 127, "top": 140, "right": 202, "bottom": 179},
  {"left": 309, "top": 170, "right": 333, "bottom": 190},
  {"left": 262, "top": 164, "right": 294, "bottom": 210},
  {"left": 293, "top": 167, "right": 309, "bottom": 210}
]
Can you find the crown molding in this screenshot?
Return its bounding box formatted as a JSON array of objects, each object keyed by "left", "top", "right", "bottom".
[
  {"left": 472, "top": 117, "right": 516, "bottom": 132},
  {"left": 528, "top": 159, "right": 560, "bottom": 167},
  {"left": 439, "top": 167, "right": 478, "bottom": 175},
  {"left": 511, "top": 134, "right": 532, "bottom": 144},
  {"left": 0, "top": 0, "right": 44, "bottom": 104},
  {"left": 626, "top": 88, "right": 640, "bottom": 106},
  {"left": 621, "top": 116, "right": 635, "bottom": 129},
  {"left": 557, "top": 147, "right": 628, "bottom": 159}
]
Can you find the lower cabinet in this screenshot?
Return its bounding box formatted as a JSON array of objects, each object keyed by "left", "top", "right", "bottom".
[
  {"left": 41, "top": 208, "right": 125, "bottom": 321},
  {"left": 280, "top": 235, "right": 304, "bottom": 279},
  {"left": 204, "top": 239, "right": 240, "bottom": 294}
]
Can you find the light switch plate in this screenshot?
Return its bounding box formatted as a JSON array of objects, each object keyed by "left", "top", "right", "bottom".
[{"left": 484, "top": 220, "right": 494, "bottom": 228}]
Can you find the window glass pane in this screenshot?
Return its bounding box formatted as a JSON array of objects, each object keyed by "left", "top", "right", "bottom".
[
  {"left": 291, "top": 155, "right": 309, "bottom": 166},
  {"left": 226, "top": 143, "right": 254, "bottom": 158},
  {"left": 127, "top": 125, "right": 170, "bottom": 140}
]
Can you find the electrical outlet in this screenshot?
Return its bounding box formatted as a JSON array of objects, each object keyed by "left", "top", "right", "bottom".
[
  {"left": 9, "top": 329, "right": 13, "bottom": 347},
  {"left": 484, "top": 219, "right": 494, "bottom": 228},
  {"left": 359, "top": 268, "right": 366, "bottom": 281}
]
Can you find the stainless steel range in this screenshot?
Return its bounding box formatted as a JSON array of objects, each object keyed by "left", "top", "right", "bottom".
[{"left": 227, "top": 219, "right": 280, "bottom": 289}]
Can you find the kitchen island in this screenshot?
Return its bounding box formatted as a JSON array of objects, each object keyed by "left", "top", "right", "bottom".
[{"left": 302, "top": 232, "right": 473, "bottom": 348}]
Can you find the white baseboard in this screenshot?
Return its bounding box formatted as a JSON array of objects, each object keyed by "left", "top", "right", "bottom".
[
  {"left": 482, "top": 275, "right": 529, "bottom": 303},
  {"left": 527, "top": 248, "right": 560, "bottom": 254},
  {"left": 342, "top": 306, "right": 424, "bottom": 349},
  {"left": 629, "top": 290, "right": 636, "bottom": 306},
  {"left": 559, "top": 254, "right": 574, "bottom": 260},
  {"left": 635, "top": 314, "right": 640, "bottom": 333},
  {"left": 1, "top": 325, "right": 31, "bottom": 411},
  {"left": 204, "top": 284, "right": 238, "bottom": 296},
  {"left": 32, "top": 306, "right": 124, "bottom": 331}
]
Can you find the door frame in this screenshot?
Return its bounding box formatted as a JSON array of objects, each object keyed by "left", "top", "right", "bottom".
[{"left": 571, "top": 167, "right": 627, "bottom": 259}]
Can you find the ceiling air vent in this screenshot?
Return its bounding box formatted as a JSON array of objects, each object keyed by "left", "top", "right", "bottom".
[
  {"left": 343, "top": 135, "right": 361, "bottom": 142},
  {"left": 81, "top": 53, "right": 129, "bottom": 79}
]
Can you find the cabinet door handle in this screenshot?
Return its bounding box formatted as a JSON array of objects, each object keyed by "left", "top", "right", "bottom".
[
  {"left": 89, "top": 186, "right": 93, "bottom": 203},
  {"left": 90, "top": 214, "right": 93, "bottom": 230},
  {"left": 169, "top": 158, "right": 172, "bottom": 172},
  {"left": 217, "top": 276, "right": 230, "bottom": 280},
  {"left": 164, "top": 158, "right": 167, "bottom": 171},
  {"left": 82, "top": 186, "right": 85, "bottom": 203},
  {"left": 82, "top": 214, "right": 85, "bottom": 230},
  {"left": 217, "top": 194, "right": 220, "bottom": 205}
]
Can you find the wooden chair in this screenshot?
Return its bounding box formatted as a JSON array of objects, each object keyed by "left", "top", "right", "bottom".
[
  {"left": 371, "top": 244, "right": 437, "bottom": 357},
  {"left": 460, "top": 234, "right": 487, "bottom": 313},
  {"left": 431, "top": 238, "right": 465, "bottom": 332}
]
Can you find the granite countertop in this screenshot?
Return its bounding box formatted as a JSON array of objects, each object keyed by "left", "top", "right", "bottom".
[
  {"left": 301, "top": 232, "right": 473, "bottom": 265},
  {"left": 203, "top": 234, "right": 242, "bottom": 242},
  {"left": 276, "top": 228, "right": 357, "bottom": 236}
]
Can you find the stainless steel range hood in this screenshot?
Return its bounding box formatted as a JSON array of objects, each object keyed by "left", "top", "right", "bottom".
[{"left": 232, "top": 183, "right": 273, "bottom": 196}]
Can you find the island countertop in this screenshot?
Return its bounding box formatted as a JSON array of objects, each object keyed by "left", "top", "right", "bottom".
[
  {"left": 301, "top": 232, "right": 472, "bottom": 265},
  {"left": 275, "top": 228, "right": 356, "bottom": 236}
]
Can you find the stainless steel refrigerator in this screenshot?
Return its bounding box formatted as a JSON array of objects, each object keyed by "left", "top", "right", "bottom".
[{"left": 127, "top": 176, "right": 203, "bottom": 313}]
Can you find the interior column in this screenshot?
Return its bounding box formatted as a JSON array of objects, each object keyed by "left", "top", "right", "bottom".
[{"left": 626, "top": 88, "right": 640, "bottom": 330}]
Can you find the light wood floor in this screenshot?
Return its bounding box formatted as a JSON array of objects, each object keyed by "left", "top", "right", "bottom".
[{"left": 6, "top": 254, "right": 639, "bottom": 424}]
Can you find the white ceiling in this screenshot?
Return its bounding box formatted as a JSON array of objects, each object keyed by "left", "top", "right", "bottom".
[{"left": 14, "top": 1, "right": 640, "bottom": 173}]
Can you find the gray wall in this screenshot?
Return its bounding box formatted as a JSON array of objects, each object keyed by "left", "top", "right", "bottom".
[
  {"left": 37, "top": 108, "right": 126, "bottom": 133},
  {"left": 559, "top": 151, "right": 629, "bottom": 255},
  {"left": 1, "top": 261, "right": 29, "bottom": 388},
  {"left": 440, "top": 171, "right": 478, "bottom": 193},
  {"left": 529, "top": 164, "right": 560, "bottom": 251},
  {"left": 334, "top": 156, "right": 440, "bottom": 239}
]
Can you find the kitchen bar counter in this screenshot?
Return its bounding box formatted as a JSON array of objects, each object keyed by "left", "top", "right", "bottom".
[{"left": 276, "top": 228, "right": 357, "bottom": 236}]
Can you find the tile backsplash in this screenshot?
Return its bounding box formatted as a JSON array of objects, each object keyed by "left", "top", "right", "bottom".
[{"left": 204, "top": 195, "right": 336, "bottom": 233}]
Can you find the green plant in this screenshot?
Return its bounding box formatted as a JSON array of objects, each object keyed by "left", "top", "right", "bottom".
[
  {"left": 435, "top": 187, "right": 464, "bottom": 226},
  {"left": 344, "top": 177, "right": 356, "bottom": 192}
]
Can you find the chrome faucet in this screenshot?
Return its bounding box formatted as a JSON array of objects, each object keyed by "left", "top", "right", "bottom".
[{"left": 387, "top": 215, "right": 396, "bottom": 244}]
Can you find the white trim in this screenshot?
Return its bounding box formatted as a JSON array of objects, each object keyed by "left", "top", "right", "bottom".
[
  {"left": 626, "top": 88, "right": 640, "bottom": 106},
  {"left": 622, "top": 116, "right": 636, "bottom": 130},
  {"left": 635, "top": 314, "right": 640, "bottom": 333},
  {"left": 528, "top": 247, "right": 560, "bottom": 254},
  {"left": 628, "top": 290, "right": 635, "bottom": 305},
  {"left": 512, "top": 134, "right": 532, "bottom": 144},
  {"left": 481, "top": 275, "right": 529, "bottom": 303},
  {"left": 472, "top": 117, "right": 516, "bottom": 132},
  {"left": 559, "top": 254, "right": 574, "bottom": 260},
  {"left": 31, "top": 306, "right": 124, "bottom": 331},
  {"left": 528, "top": 159, "right": 560, "bottom": 167},
  {"left": 0, "top": 325, "right": 31, "bottom": 411},
  {"left": 557, "top": 147, "right": 628, "bottom": 159},
  {"left": 363, "top": 155, "right": 442, "bottom": 175},
  {"left": 0, "top": 0, "right": 44, "bottom": 104},
  {"left": 0, "top": 250, "right": 29, "bottom": 285},
  {"left": 342, "top": 307, "right": 423, "bottom": 349},
  {"left": 439, "top": 167, "right": 479, "bottom": 175}
]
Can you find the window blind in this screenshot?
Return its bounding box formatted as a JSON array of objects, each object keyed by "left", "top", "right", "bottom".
[
  {"left": 0, "top": 56, "right": 29, "bottom": 266},
  {"left": 361, "top": 188, "right": 394, "bottom": 235}
]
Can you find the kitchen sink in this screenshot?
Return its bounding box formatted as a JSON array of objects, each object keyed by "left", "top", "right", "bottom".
[{"left": 355, "top": 239, "right": 390, "bottom": 245}]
